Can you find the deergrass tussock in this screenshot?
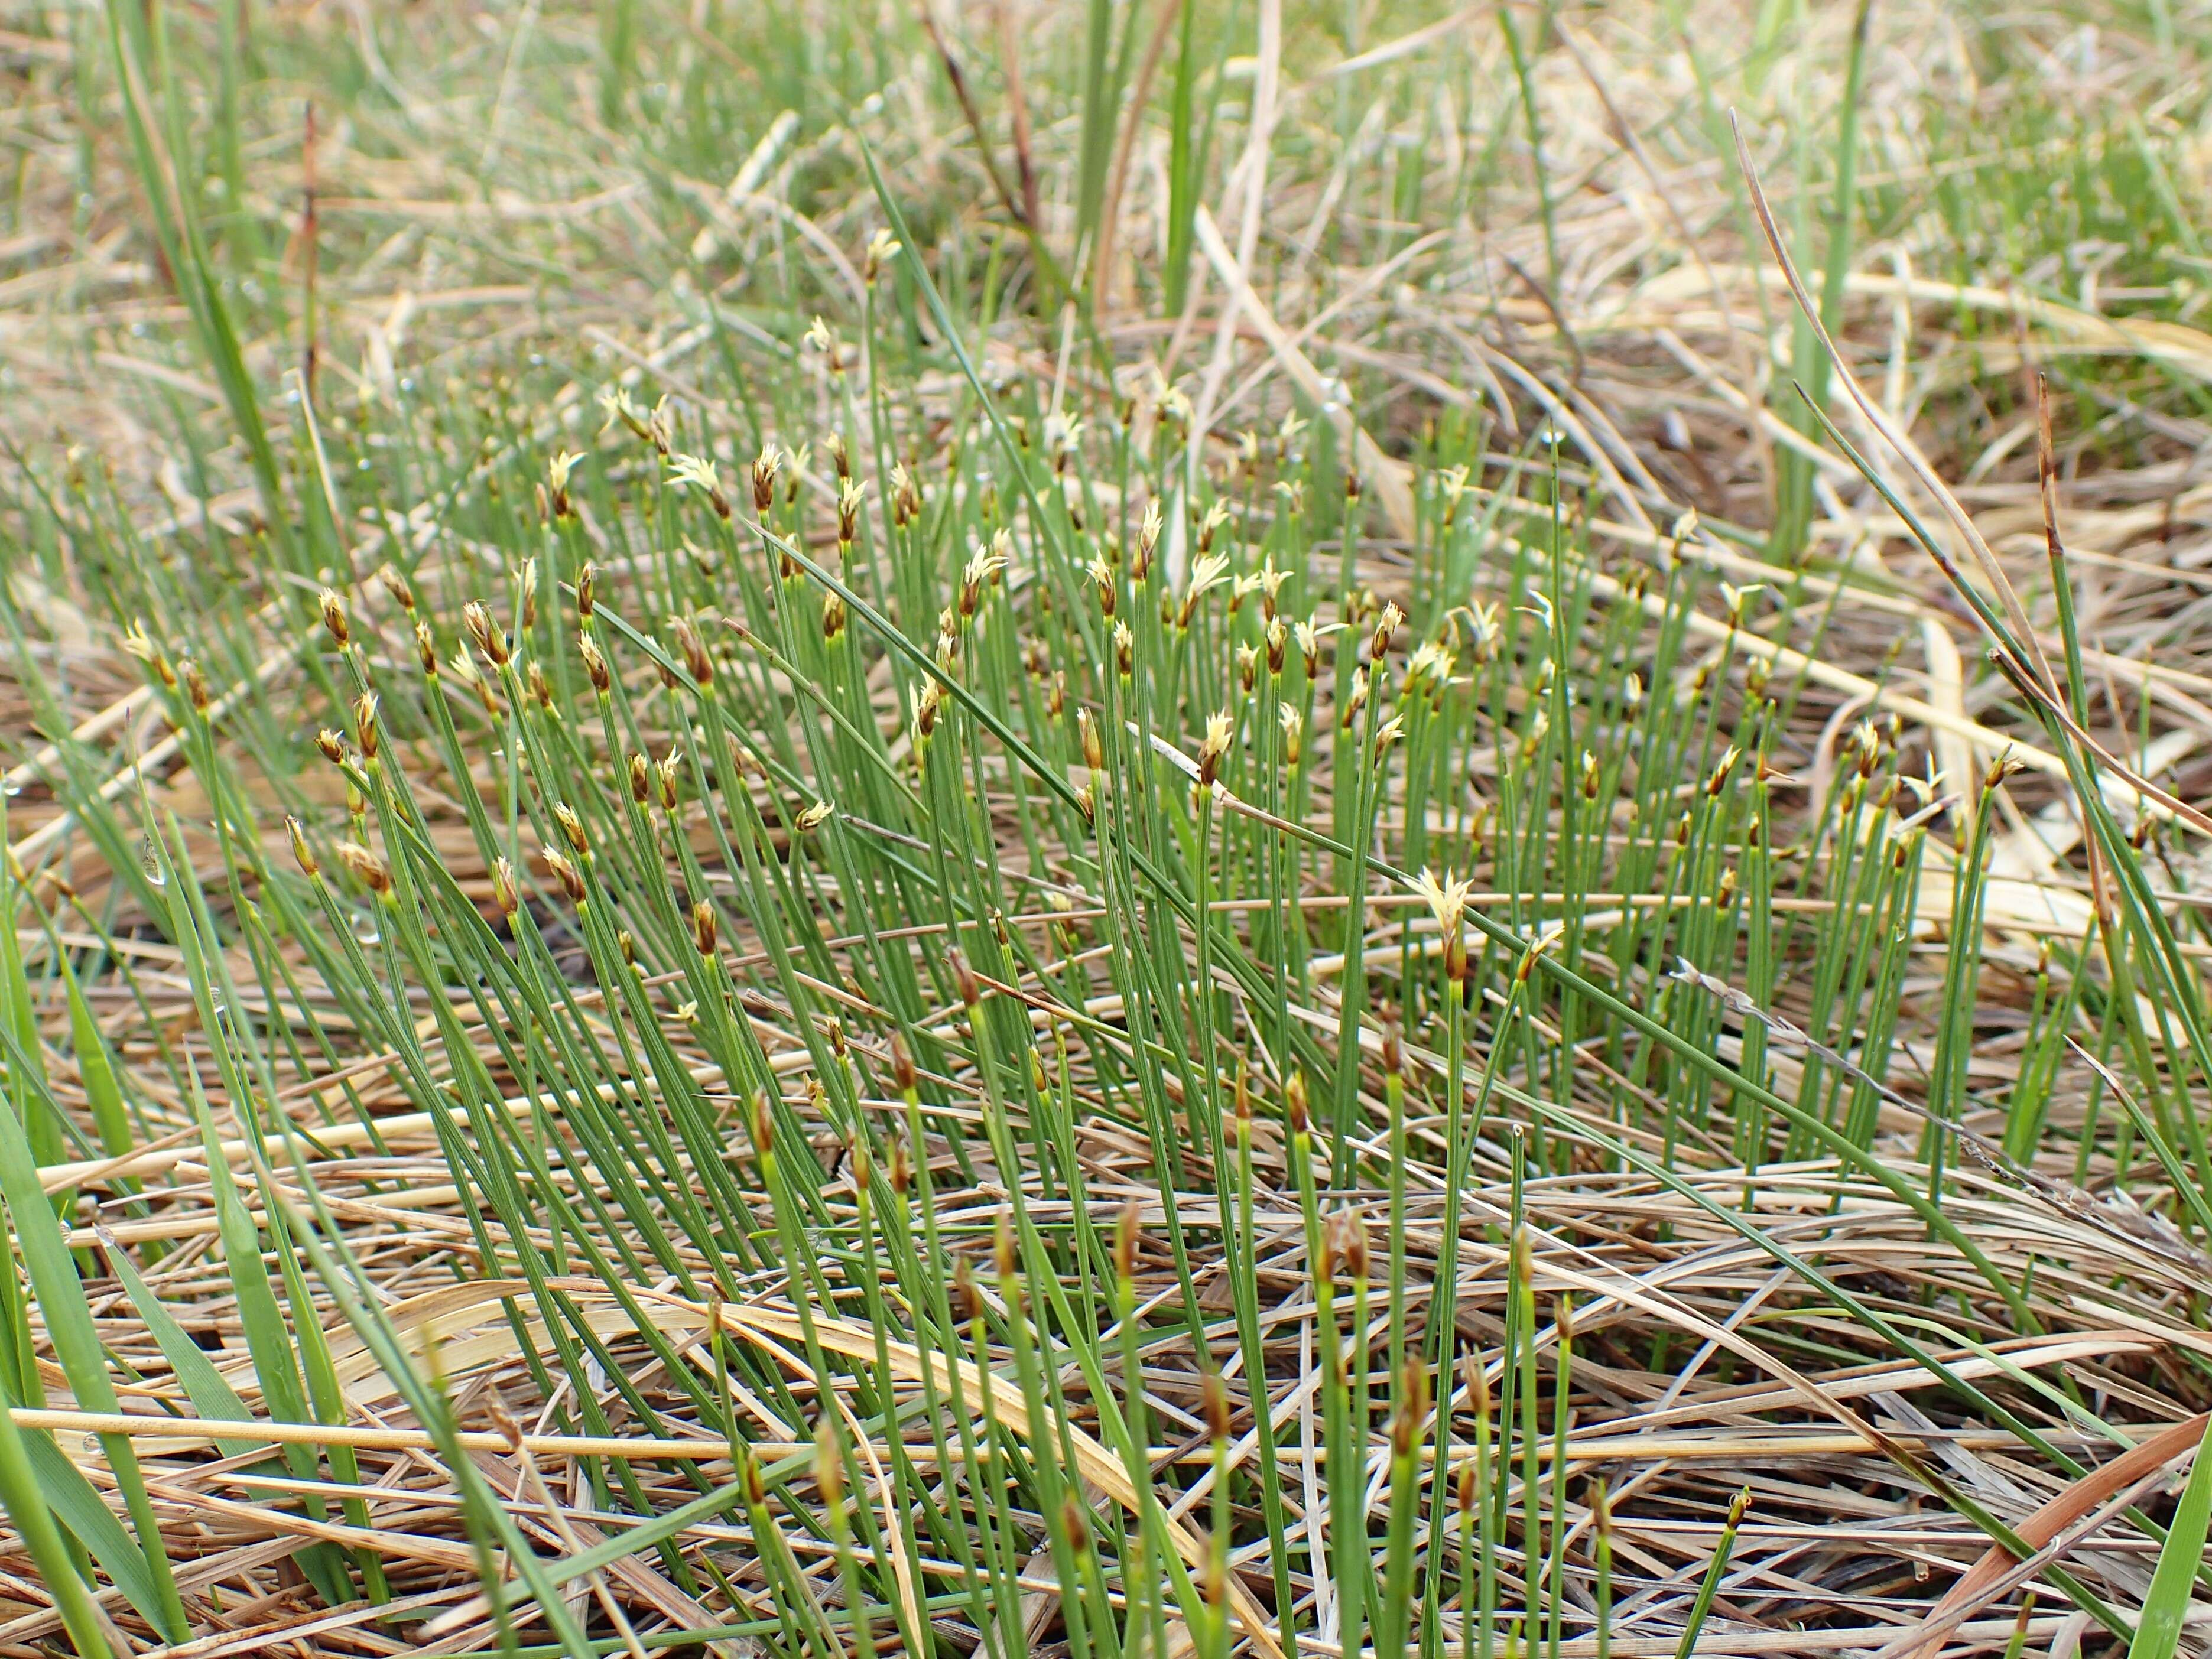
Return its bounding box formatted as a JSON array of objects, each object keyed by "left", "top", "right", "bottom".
[{"left": 8, "top": 2, "right": 2212, "bottom": 1657}]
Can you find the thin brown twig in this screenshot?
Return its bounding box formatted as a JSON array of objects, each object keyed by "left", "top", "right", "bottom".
[{"left": 918, "top": 1, "right": 1031, "bottom": 228}]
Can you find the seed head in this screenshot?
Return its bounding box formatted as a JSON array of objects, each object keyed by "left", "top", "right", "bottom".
[
  {"left": 629, "top": 753, "right": 651, "bottom": 804},
  {"left": 352, "top": 692, "right": 379, "bottom": 762},
  {"left": 1404, "top": 640, "right": 1451, "bottom": 698},
  {"left": 952, "top": 1258, "right": 983, "bottom": 1325},
  {"left": 1077, "top": 707, "right": 1103, "bottom": 772},
  {"left": 951, "top": 949, "right": 981, "bottom": 1009},
  {"left": 544, "top": 849, "right": 585, "bottom": 903},
  {"left": 1459, "top": 600, "right": 1499, "bottom": 665},
  {"left": 547, "top": 449, "right": 583, "bottom": 518},
  {"left": 1391, "top": 1354, "right": 1430, "bottom": 1456},
  {"left": 336, "top": 841, "right": 391, "bottom": 894},
  {"left": 1411, "top": 866, "right": 1472, "bottom": 937},
  {"left": 961, "top": 536, "right": 1008, "bottom": 616},
  {"left": 122, "top": 619, "right": 177, "bottom": 688},
  {"left": 668, "top": 453, "right": 730, "bottom": 518},
  {"left": 1444, "top": 1354, "right": 1483, "bottom": 1436},
  {"left": 863, "top": 227, "right": 902, "bottom": 283},
  {"left": 692, "top": 899, "right": 717, "bottom": 957},
  {"left": 814, "top": 1420, "right": 844, "bottom": 1511},
  {"left": 1087, "top": 557, "right": 1116, "bottom": 617},
  {"left": 414, "top": 620, "right": 438, "bottom": 676},
  {"left": 671, "top": 616, "right": 713, "bottom": 687},
  {"left": 751, "top": 443, "right": 782, "bottom": 515},
  {"left": 1194, "top": 499, "right": 1231, "bottom": 557},
  {"left": 462, "top": 600, "right": 509, "bottom": 668},
  {"left": 642, "top": 394, "right": 673, "bottom": 454},
  {"left": 1851, "top": 718, "right": 1881, "bottom": 774},
  {"left": 836, "top": 477, "right": 864, "bottom": 546},
  {"left": 1279, "top": 704, "right": 1304, "bottom": 766},
  {"left": 549, "top": 804, "right": 586, "bottom": 858},
  {"left": 1438, "top": 461, "right": 1473, "bottom": 525},
  {"left": 1178, "top": 551, "right": 1230, "bottom": 630},
  {"left": 1342, "top": 666, "right": 1370, "bottom": 731},
  {"left": 1200, "top": 1554, "right": 1228, "bottom": 1611},
  {"left": 577, "top": 561, "right": 596, "bottom": 620},
  {"left": 287, "top": 816, "right": 318, "bottom": 880},
  {"left": 1060, "top": 1495, "right": 1091, "bottom": 1553},
  {"left": 1720, "top": 579, "right": 1763, "bottom": 631},
  {"left": 580, "top": 635, "right": 610, "bottom": 695},
  {"left": 1285, "top": 1070, "right": 1309, "bottom": 1136},
  {"left": 1197, "top": 710, "right": 1232, "bottom": 787},
  {"left": 911, "top": 682, "right": 944, "bottom": 746},
  {"left": 1340, "top": 1209, "right": 1370, "bottom": 1279},
  {"left": 1372, "top": 600, "right": 1404, "bottom": 660},
  {"left": 492, "top": 855, "right": 519, "bottom": 916},
  {"left": 1706, "top": 743, "right": 1742, "bottom": 798},
  {"left": 597, "top": 384, "right": 648, "bottom": 443},
  {"left": 319, "top": 589, "right": 350, "bottom": 650},
  {"left": 795, "top": 799, "right": 833, "bottom": 834}
]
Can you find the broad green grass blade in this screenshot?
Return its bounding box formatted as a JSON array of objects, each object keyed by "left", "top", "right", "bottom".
[
  {"left": 0, "top": 1398, "right": 113, "bottom": 1658},
  {"left": 0, "top": 1023, "right": 187, "bottom": 1636},
  {"left": 2129, "top": 1415, "right": 2212, "bottom": 1659}
]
